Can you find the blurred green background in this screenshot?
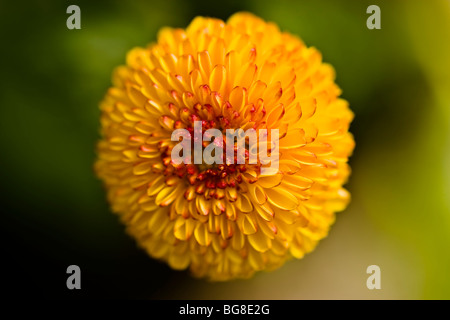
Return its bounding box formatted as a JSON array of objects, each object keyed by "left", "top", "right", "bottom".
[{"left": 1, "top": 0, "right": 449, "bottom": 299}]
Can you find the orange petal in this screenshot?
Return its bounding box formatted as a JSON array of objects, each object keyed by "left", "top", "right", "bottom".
[{"left": 265, "top": 187, "right": 298, "bottom": 210}]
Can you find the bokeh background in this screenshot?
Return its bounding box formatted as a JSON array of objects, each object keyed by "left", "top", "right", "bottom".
[{"left": 1, "top": 0, "right": 449, "bottom": 299}]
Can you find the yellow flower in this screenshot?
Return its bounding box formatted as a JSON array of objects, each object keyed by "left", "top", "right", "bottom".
[{"left": 95, "top": 12, "right": 354, "bottom": 281}]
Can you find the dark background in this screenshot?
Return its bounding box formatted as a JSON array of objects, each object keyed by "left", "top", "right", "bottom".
[{"left": 1, "top": 0, "right": 449, "bottom": 299}]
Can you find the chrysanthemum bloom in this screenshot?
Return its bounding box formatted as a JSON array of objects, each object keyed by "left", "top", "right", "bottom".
[{"left": 95, "top": 12, "right": 354, "bottom": 281}]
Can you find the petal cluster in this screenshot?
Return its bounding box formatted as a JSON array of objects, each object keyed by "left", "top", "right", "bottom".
[{"left": 95, "top": 12, "right": 354, "bottom": 280}]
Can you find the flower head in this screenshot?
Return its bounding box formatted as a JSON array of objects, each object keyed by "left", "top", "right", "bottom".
[{"left": 95, "top": 12, "right": 354, "bottom": 280}]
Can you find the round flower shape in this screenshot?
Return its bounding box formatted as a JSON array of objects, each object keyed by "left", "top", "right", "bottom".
[{"left": 96, "top": 12, "right": 354, "bottom": 281}]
